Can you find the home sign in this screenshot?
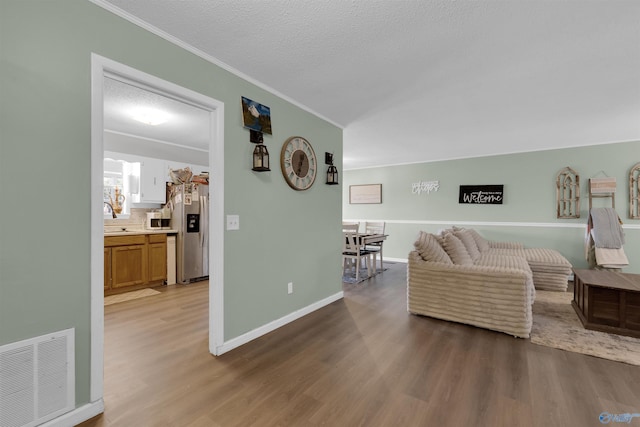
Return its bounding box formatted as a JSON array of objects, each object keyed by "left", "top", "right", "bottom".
[{"left": 459, "top": 185, "right": 504, "bottom": 204}]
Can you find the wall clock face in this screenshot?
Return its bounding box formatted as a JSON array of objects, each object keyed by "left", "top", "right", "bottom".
[{"left": 280, "top": 136, "right": 317, "bottom": 191}]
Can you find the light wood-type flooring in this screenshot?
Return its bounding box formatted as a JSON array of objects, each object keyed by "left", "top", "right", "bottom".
[{"left": 79, "top": 262, "right": 640, "bottom": 427}]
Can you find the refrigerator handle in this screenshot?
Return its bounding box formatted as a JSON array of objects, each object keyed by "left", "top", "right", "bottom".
[{"left": 199, "top": 195, "right": 205, "bottom": 247}]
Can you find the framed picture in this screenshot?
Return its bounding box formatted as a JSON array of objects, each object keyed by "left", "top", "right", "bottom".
[
  {"left": 241, "top": 96, "right": 272, "bottom": 134},
  {"left": 350, "top": 184, "right": 382, "bottom": 204}
]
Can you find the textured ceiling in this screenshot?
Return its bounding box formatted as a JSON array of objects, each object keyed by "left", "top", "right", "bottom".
[
  {"left": 98, "top": 0, "right": 640, "bottom": 169},
  {"left": 104, "top": 77, "right": 210, "bottom": 151}
]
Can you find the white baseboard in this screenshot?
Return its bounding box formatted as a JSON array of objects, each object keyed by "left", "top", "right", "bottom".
[
  {"left": 384, "top": 257, "right": 408, "bottom": 264},
  {"left": 216, "top": 291, "right": 344, "bottom": 355},
  {"left": 41, "top": 399, "right": 104, "bottom": 427}
]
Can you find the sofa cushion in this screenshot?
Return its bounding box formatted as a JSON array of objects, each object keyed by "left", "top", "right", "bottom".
[
  {"left": 475, "top": 253, "right": 532, "bottom": 274},
  {"left": 467, "top": 229, "right": 491, "bottom": 253},
  {"left": 414, "top": 231, "right": 452, "bottom": 264},
  {"left": 441, "top": 232, "right": 474, "bottom": 265},
  {"left": 453, "top": 229, "right": 482, "bottom": 261}
]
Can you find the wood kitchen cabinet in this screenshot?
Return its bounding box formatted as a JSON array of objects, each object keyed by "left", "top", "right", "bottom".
[
  {"left": 104, "top": 233, "right": 167, "bottom": 295},
  {"left": 111, "top": 244, "right": 148, "bottom": 289},
  {"left": 104, "top": 248, "right": 111, "bottom": 291}
]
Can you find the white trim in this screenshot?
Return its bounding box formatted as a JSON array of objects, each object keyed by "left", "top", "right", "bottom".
[
  {"left": 104, "top": 129, "right": 209, "bottom": 153},
  {"left": 344, "top": 218, "right": 640, "bottom": 230},
  {"left": 209, "top": 89, "right": 225, "bottom": 356},
  {"left": 343, "top": 139, "right": 639, "bottom": 171},
  {"left": 384, "top": 257, "right": 408, "bottom": 264},
  {"left": 216, "top": 291, "right": 344, "bottom": 355},
  {"left": 90, "top": 54, "right": 226, "bottom": 412},
  {"left": 40, "top": 400, "right": 104, "bottom": 427},
  {"left": 88, "top": 0, "right": 342, "bottom": 130},
  {"left": 90, "top": 55, "right": 105, "bottom": 403}
]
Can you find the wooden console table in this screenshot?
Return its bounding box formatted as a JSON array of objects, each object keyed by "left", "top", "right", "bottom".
[{"left": 572, "top": 268, "right": 640, "bottom": 338}]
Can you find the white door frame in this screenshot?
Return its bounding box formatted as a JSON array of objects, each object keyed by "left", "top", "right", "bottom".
[{"left": 90, "top": 54, "right": 225, "bottom": 402}]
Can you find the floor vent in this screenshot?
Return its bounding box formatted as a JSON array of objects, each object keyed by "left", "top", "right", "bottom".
[{"left": 0, "top": 329, "right": 75, "bottom": 427}]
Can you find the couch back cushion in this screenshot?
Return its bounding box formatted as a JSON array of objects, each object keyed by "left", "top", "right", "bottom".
[
  {"left": 441, "top": 232, "right": 474, "bottom": 265},
  {"left": 467, "top": 228, "right": 490, "bottom": 252},
  {"left": 453, "top": 229, "right": 482, "bottom": 261},
  {"left": 414, "top": 231, "right": 452, "bottom": 264}
]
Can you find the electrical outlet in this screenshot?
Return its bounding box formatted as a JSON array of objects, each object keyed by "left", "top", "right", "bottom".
[
  {"left": 288, "top": 282, "right": 293, "bottom": 294},
  {"left": 226, "top": 215, "right": 240, "bottom": 230}
]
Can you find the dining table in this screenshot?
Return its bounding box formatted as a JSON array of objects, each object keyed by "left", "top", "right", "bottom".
[{"left": 348, "top": 233, "right": 388, "bottom": 275}]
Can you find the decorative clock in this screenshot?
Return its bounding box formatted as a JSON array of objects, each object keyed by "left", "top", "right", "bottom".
[{"left": 280, "top": 136, "right": 317, "bottom": 191}]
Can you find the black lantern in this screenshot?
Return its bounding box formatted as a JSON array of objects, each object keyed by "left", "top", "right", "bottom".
[
  {"left": 325, "top": 152, "right": 339, "bottom": 185},
  {"left": 252, "top": 143, "right": 270, "bottom": 171},
  {"left": 326, "top": 165, "right": 339, "bottom": 185}
]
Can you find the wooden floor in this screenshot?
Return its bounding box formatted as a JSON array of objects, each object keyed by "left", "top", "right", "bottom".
[{"left": 79, "top": 263, "right": 640, "bottom": 427}]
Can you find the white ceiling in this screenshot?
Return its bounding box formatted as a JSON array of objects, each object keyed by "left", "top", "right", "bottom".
[
  {"left": 104, "top": 76, "right": 211, "bottom": 151},
  {"left": 99, "top": 0, "right": 640, "bottom": 169}
]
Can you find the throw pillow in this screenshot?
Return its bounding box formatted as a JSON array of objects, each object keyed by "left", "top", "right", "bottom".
[
  {"left": 441, "top": 232, "right": 474, "bottom": 265},
  {"left": 467, "top": 228, "right": 490, "bottom": 253},
  {"left": 453, "top": 229, "right": 481, "bottom": 261},
  {"left": 414, "top": 231, "right": 452, "bottom": 264}
]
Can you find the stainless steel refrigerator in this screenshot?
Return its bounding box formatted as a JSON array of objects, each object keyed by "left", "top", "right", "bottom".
[{"left": 170, "top": 183, "right": 209, "bottom": 284}]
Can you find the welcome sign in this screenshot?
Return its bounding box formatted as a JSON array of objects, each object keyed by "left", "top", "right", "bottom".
[{"left": 459, "top": 185, "right": 504, "bottom": 204}]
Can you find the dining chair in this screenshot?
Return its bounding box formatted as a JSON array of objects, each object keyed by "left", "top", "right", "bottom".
[
  {"left": 342, "top": 230, "right": 374, "bottom": 282},
  {"left": 342, "top": 221, "right": 360, "bottom": 233},
  {"left": 364, "top": 221, "right": 386, "bottom": 271}
]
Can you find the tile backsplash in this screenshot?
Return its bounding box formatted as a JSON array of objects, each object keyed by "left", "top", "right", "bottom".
[{"left": 104, "top": 208, "right": 154, "bottom": 229}]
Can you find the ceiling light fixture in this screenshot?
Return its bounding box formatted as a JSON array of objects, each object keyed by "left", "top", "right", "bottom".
[{"left": 130, "top": 107, "right": 170, "bottom": 126}]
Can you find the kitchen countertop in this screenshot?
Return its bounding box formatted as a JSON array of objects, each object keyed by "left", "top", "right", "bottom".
[{"left": 104, "top": 228, "right": 178, "bottom": 236}]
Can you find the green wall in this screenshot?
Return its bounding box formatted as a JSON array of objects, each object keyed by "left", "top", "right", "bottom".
[
  {"left": 344, "top": 141, "right": 640, "bottom": 273},
  {"left": 0, "top": 0, "right": 342, "bottom": 410}
]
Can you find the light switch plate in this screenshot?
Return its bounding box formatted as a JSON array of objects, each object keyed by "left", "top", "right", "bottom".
[{"left": 226, "top": 215, "right": 240, "bottom": 230}]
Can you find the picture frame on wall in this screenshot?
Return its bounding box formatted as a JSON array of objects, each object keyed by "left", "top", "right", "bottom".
[
  {"left": 241, "top": 96, "right": 272, "bottom": 134},
  {"left": 350, "top": 184, "right": 382, "bottom": 204}
]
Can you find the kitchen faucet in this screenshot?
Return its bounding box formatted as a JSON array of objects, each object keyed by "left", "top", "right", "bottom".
[{"left": 104, "top": 202, "right": 117, "bottom": 218}]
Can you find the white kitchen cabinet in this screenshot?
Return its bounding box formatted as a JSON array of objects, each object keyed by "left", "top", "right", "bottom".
[{"left": 140, "top": 157, "right": 166, "bottom": 203}]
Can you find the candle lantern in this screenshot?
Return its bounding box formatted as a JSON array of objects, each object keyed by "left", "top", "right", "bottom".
[
  {"left": 252, "top": 143, "right": 270, "bottom": 171},
  {"left": 325, "top": 152, "right": 339, "bottom": 185}
]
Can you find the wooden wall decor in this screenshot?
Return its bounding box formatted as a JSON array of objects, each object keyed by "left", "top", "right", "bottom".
[
  {"left": 630, "top": 162, "right": 640, "bottom": 219},
  {"left": 589, "top": 176, "right": 616, "bottom": 210},
  {"left": 556, "top": 167, "right": 580, "bottom": 218}
]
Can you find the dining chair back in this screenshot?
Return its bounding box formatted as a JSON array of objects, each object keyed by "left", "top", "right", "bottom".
[
  {"left": 342, "top": 222, "right": 360, "bottom": 233},
  {"left": 364, "top": 221, "right": 386, "bottom": 271},
  {"left": 342, "top": 230, "right": 373, "bottom": 282},
  {"left": 365, "top": 222, "right": 385, "bottom": 235}
]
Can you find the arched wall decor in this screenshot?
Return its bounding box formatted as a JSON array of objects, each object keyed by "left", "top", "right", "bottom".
[
  {"left": 556, "top": 166, "right": 580, "bottom": 218},
  {"left": 630, "top": 162, "right": 640, "bottom": 219}
]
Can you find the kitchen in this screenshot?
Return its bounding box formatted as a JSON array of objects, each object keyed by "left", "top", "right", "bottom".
[{"left": 102, "top": 76, "right": 211, "bottom": 296}]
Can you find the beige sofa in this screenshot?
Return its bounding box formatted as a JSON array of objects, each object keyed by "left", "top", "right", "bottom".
[{"left": 407, "top": 228, "right": 572, "bottom": 338}]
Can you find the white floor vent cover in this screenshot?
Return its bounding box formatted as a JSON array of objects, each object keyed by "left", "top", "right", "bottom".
[{"left": 0, "top": 329, "right": 75, "bottom": 427}]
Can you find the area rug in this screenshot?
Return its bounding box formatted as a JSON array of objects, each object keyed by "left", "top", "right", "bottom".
[
  {"left": 342, "top": 268, "right": 388, "bottom": 284},
  {"left": 104, "top": 288, "right": 161, "bottom": 306},
  {"left": 531, "top": 290, "right": 640, "bottom": 366}
]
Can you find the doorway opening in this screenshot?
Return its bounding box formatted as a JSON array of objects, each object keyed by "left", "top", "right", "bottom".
[{"left": 90, "top": 54, "right": 225, "bottom": 402}]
